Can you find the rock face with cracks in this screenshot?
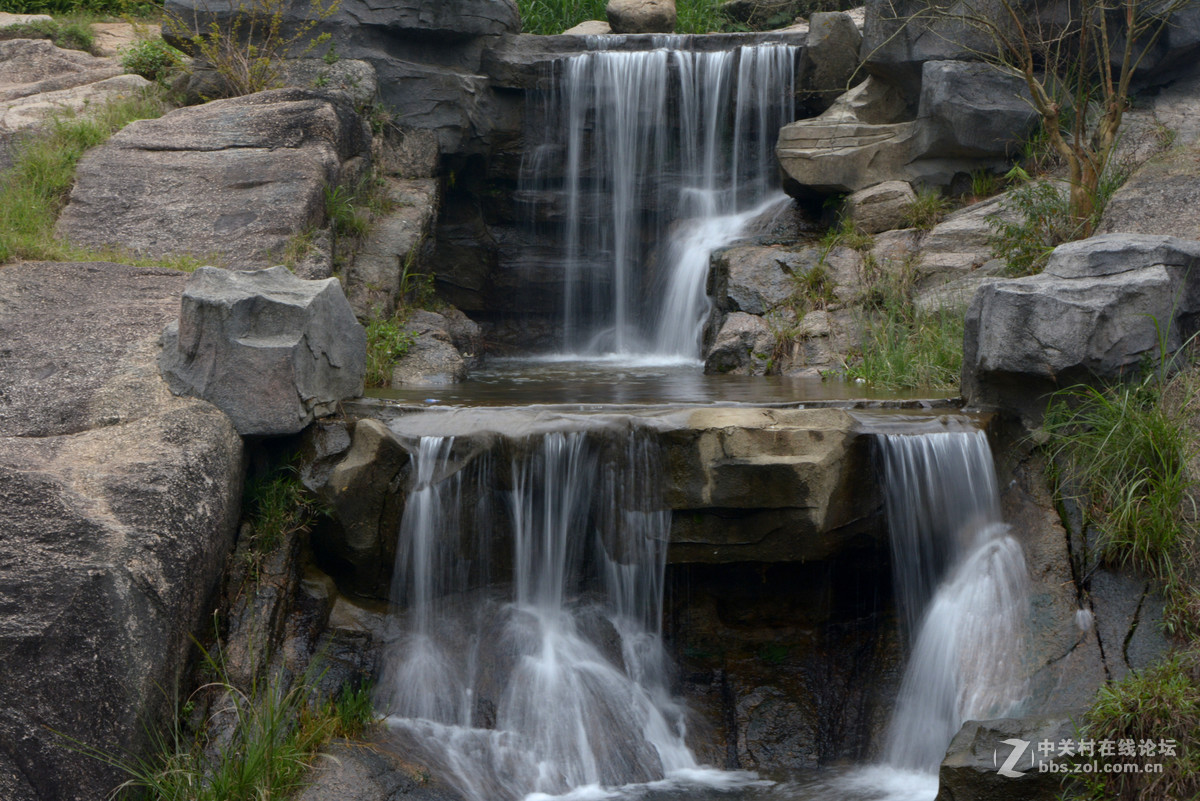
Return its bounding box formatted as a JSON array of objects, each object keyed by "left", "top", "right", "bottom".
[
  {"left": 160, "top": 266, "right": 366, "bottom": 437},
  {"left": 0, "top": 262, "right": 242, "bottom": 801},
  {"left": 962, "top": 234, "right": 1200, "bottom": 419},
  {"left": 55, "top": 88, "right": 371, "bottom": 270}
]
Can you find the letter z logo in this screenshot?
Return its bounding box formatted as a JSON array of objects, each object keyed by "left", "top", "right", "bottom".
[{"left": 994, "top": 738, "right": 1030, "bottom": 778}]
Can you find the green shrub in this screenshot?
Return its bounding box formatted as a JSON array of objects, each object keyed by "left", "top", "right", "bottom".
[
  {"left": 987, "top": 174, "right": 1077, "bottom": 276},
  {"left": 2, "top": 0, "right": 157, "bottom": 16},
  {"left": 121, "top": 38, "right": 185, "bottom": 83},
  {"left": 0, "top": 18, "right": 96, "bottom": 52},
  {"left": 516, "top": 0, "right": 728, "bottom": 34}
]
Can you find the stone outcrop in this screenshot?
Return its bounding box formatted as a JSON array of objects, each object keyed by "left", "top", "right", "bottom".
[
  {"left": 160, "top": 266, "right": 365, "bottom": 437},
  {"left": 0, "top": 262, "right": 242, "bottom": 801},
  {"left": 936, "top": 717, "right": 1076, "bottom": 801},
  {"left": 56, "top": 88, "right": 371, "bottom": 269},
  {"left": 607, "top": 0, "right": 677, "bottom": 33},
  {"left": 778, "top": 62, "right": 1036, "bottom": 197},
  {"left": 0, "top": 39, "right": 149, "bottom": 169},
  {"left": 164, "top": 0, "right": 521, "bottom": 154},
  {"left": 1098, "top": 142, "right": 1200, "bottom": 240},
  {"left": 390, "top": 310, "right": 471, "bottom": 386},
  {"left": 962, "top": 234, "right": 1200, "bottom": 419},
  {"left": 703, "top": 312, "right": 775, "bottom": 374},
  {"left": 345, "top": 177, "right": 440, "bottom": 319},
  {"left": 844, "top": 180, "right": 915, "bottom": 234},
  {"left": 796, "top": 12, "right": 863, "bottom": 113}
]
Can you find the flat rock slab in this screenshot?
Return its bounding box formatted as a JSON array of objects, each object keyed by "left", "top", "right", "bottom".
[
  {"left": 0, "top": 261, "right": 242, "bottom": 801},
  {"left": 56, "top": 88, "right": 371, "bottom": 268},
  {"left": 0, "top": 38, "right": 121, "bottom": 102},
  {"left": 1098, "top": 142, "right": 1200, "bottom": 240}
]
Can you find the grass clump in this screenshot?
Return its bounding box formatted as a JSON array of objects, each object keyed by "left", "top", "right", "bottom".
[
  {"left": 242, "top": 466, "right": 322, "bottom": 566},
  {"left": 1043, "top": 377, "right": 1193, "bottom": 586},
  {"left": 78, "top": 644, "right": 377, "bottom": 801},
  {"left": 902, "top": 186, "right": 951, "bottom": 231},
  {"left": 0, "top": 17, "right": 96, "bottom": 52},
  {"left": 987, "top": 171, "right": 1077, "bottom": 276},
  {"left": 365, "top": 314, "right": 418, "bottom": 388},
  {"left": 0, "top": 88, "right": 171, "bottom": 265},
  {"left": 1074, "top": 652, "right": 1200, "bottom": 801},
  {"left": 2, "top": 0, "right": 158, "bottom": 16},
  {"left": 844, "top": 270, "right": 965, "bottom": 391}
]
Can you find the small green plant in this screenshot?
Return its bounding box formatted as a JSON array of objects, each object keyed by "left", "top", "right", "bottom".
[
  {"left": 819, "top": 216, "right": 874, "bottom": 255},
  {"left": 902, "top": 186, "right": 951, "bottom": 231},
  {"left": 121, "top": 38, "right": 186, "bottom": 84},
  {"left": 242, "top": 466, "right": 321, "bottom": 575},
  {"left": 987, "top": 171, "right": 1077, "bottom": 276},
  {"left": 326, "top": 680, "right": 376, "bottom": 739},
  {"left": 0, "top": 88, "right": 171, "bottom": 265},
  {"left": 365, "top": 313, "right": 418, "bottom": 387},
  {"left": 0, "top": 18, "right": 96, "bottom": 52},
  {"left": 323, "top": 184, "right": 369, "bottom": 239},
  {"left": 322, "top": 41, "right": 339, "bottom": 64},
  {"left": 168, "top": 0, "right": 339, "bottom": 98},
  {"left": 2, "top": 0, "right": 157, "bottom": 15},
  {"left": 969, "top": 169, "right": 1001, "bottom": 200}
]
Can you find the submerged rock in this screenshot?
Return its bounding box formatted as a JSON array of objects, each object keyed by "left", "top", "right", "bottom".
[
  {"left": 160, "top": 266, "right": 366, "bottom": 436},
  {"left": 0, "top": 262, "right": 242, "bottom": 801}
]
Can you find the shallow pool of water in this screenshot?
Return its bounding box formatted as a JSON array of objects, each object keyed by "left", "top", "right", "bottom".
[{"left": 369, "top": 357, "right": 946, "bottom": 408}]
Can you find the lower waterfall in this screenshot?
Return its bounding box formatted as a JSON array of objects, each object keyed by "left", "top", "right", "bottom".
[{"left": 375, "top": 430, "right": 739, "bottom": 800}]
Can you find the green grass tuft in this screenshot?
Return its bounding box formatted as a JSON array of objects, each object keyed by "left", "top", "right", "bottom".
[
  {"left": 902, "top": 186, "right": 951, "bottom": 231},
  {"left": 364, "top": 314, "right": 418, "bottom": 388},
  {"left": 0, "top": 88, "right": 172, "bottom": 266},
  {"left": 516, "top": 0, "right": 729, "bottom": 34},
  {"left": 0, "top": 17, "right": 97, "bottom": 52}
]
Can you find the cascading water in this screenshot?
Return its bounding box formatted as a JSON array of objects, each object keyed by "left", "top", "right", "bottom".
[
  {"left": 874, "top": 427, "right": 1030, "bottom": 785},
  {"left": 376, "top": 429, "right": 732, "bottom": 801},
  {"left": 522, "top": 39, "right": 797, "bottom": 358}
]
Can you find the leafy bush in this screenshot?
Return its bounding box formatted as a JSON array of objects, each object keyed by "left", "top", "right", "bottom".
[
  {"left": 987, "top": 174, "right": 1076, "bottom": 276},
  {"left": 167, "top": 0, "right": 338, "bottom": 98},
  {"left": 121, "top": 38, "right": 186, "bottom": 84},
  {"left": 1, "top": 0, "right": 157, "bottom": 17},
  {"left": 516, "top": 0, "right": 727, "bottom": 34}
]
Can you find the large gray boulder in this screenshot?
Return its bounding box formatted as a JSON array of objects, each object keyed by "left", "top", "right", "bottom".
[
  {"left": 777, "top": 62, "right": 1033, "bottom": 197},
  {"left": 0, "top": 262, "right": 242, "bottom": 801},
  {"left": 962, "top": 234, "right": 1200, "bottom": 418},
  {"left": 936, "top": 717, "right": 1076, "bottom": 801},
  {"left": 161, "top": 266, "right": 367, "bottom": 436},
  {"left": 709, "top": 246, "right": 801, "bottom": 315},
  {"left": 56, "top": 88, "right": 371, "bottom": 270},
  {"left": 797, "top": 12, "right": 863, "bottom": 112}
]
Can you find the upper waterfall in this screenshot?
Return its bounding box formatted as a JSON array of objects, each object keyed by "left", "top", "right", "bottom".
[{"left": 520, "top": 39, "right": 798, "bottom": 358}]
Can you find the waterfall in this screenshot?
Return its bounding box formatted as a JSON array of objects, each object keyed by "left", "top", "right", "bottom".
[
  {"left": 376, "top": 429, "right": 712, "bottom": 801},
  {"left": 523, "top": 40, "right": 797, "bottom": 358},
  {"left": 877, "top": 428, "right": 1030, "bottom": 776}
]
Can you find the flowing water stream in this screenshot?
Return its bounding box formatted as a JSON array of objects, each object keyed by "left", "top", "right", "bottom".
[{"left": 521, "top": 39, "right": 796, "bottom": 358}]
